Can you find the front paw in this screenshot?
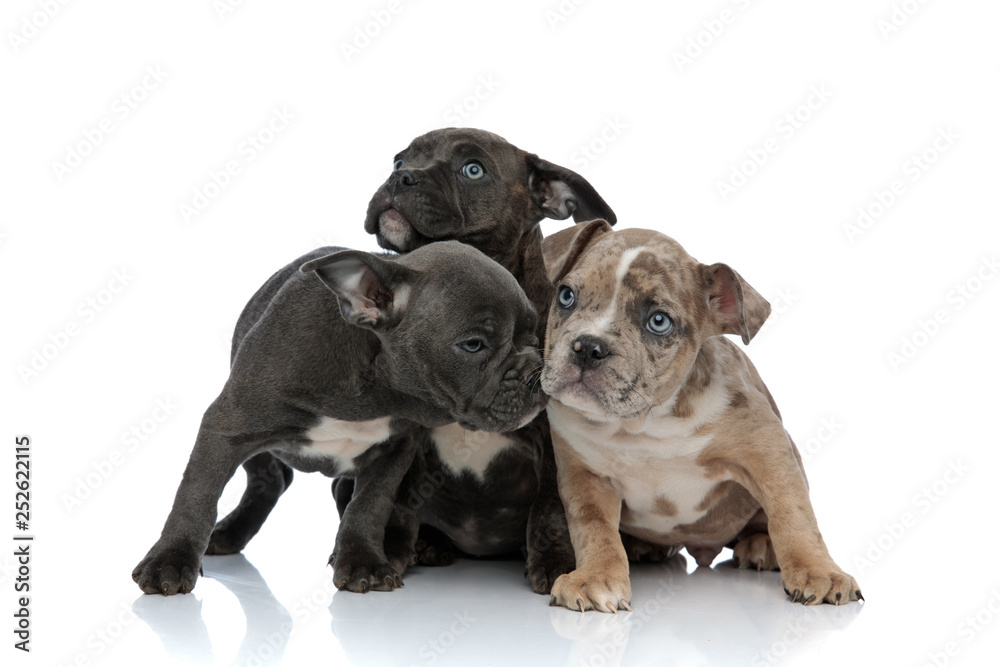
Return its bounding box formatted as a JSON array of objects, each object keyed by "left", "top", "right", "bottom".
[
  {"left": 781, "top": 560, "right": 862, "bottom": 605},
  {"left": 526, "top": 545, "right": 575, "bottom": 595},
  {"left": 330, "top": 550, "right": 402, "bottom": 593},
  {"left": 132, "top": 544, "right": 202, "bottom": 595},
  {"left": 550, "top": 568, "right": 631, "bottom": 613}
]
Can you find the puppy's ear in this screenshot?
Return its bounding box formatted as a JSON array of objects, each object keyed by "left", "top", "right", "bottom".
[
  {"left": 702, "top": 263, "right": 771, "bottom": 344},
  {"left": 527, "top": 155, "right": 617, "bottom": 225},
  {"left": 301, "top": 251, "right": 412, "bottom": 330},
  {"left": 542, "top": 219, "right": 614, "bottom": 284}
]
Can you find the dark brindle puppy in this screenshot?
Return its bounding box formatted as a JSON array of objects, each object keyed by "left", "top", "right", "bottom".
[
  {"left": 346, "top": 127, "right": 617, "bottom": 593},
  {"left": 132, "top": 241, "right": 543, "bottom": 595}
]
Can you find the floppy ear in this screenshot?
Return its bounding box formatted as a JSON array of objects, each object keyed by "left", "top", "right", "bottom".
[
  {"left": 527, "top": 155, "right": 617, "bottom": 225},
  {"left": 300, "top": 251, "right": 411, "bottom": 330},
  {"left": 702, "top": 263, "right": 771, "bottom": 344},
  {"left": 542, "top": 219, "right": 614, "bottom": 284}
]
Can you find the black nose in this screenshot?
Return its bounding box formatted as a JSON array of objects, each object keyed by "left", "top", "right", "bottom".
[
  {"left": 394, "top": 169, "right": 418, "bottom": 186},
  {"left": 572, "top": 335, "right": 610, "bottom": 369}
]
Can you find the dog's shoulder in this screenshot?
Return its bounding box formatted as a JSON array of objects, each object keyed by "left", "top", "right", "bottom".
[{"left": 699, "top": 337, "right": 781, "bottom": 422}]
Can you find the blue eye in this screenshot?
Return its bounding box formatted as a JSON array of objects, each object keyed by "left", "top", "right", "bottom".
[
  {"left": 393, "top": 158, "right": 404, "bottom": 171},
  {"left": 459, "top": 338, "right": 484, "bottom": 353},
  {"left": 646, "top": 312, "right": 673, "bottom": 335},
  {"left": 461, "top": 161, "right": 485, "bottom": 180},
  {"left": 558, "top": 286, "right": 575, "bottom": 309}
]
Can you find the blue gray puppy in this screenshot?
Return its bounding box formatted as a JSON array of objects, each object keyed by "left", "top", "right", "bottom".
[{"left": 133, "top": 241, "right": 543, "bottom": 595}]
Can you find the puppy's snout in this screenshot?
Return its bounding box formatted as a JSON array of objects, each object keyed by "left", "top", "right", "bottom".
[
  {"left": 394, "top": 169, "right": 418, "bottom": 187},
  {"left": 572, "top": 335, "right": 610, "bottom": 370}
]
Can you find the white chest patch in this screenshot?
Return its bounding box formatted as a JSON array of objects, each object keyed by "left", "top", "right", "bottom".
[
  {"left": 613, "top": 456, "right": 721, "bottom": 535},
  {"left": 548, "top": 400, "right": 731, "bottom": 536},
  {"left": 431, "top": 423, "right": 517, "bottom": 480},
  {"left": 300, "top": 416, "right": 393, "bottom": 469}
]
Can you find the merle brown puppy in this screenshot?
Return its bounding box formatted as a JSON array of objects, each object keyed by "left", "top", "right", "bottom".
[{"left": 349, "top": 128, "right": 617, "bottom": 593}]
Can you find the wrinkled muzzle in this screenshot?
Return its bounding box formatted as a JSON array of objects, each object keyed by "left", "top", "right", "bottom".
[{"left": 456, "top": 351, "right": 545, "bottom": 432}]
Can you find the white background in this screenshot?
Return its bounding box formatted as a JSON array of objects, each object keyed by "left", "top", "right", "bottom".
[{"left": 3, "top": 1, "right": 999, "bottom": 666}]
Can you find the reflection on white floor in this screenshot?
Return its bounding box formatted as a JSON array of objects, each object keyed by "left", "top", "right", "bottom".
[
  {"left": 133, "top": 556, "right": 293, "bottom": 665},
  {"left": 131, "top": 550, "right": 864, "bottom": 666}
]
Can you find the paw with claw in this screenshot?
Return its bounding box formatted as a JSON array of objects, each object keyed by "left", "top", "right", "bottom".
[
  {"left": 549, "top": 568, "right": 632, "bottom": 613},
  {"left": 330, "top": 549, "right": 403, "bottom": 593},
  {"left": 132, "top": 543, "right": 203, "bottom": 596},
  {"left": 781, "top": 559, "right": 862, "bottom": 605}
]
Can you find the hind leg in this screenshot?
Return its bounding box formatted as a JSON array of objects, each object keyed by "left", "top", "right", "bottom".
[
  {"left": 620, "top": 533, "right": 681, "bottom": 564},
  {"left": 333, "top": 477, "right": 354, "bottom": 517},
  {"left": 732, "top": 533, "right": 780, "bottom": 571},
  {"left": 413, "top": 525, "right": 457, "bottom": 566},
  {"left": 206, "top": 452, "right": 293, "bottom": 555},
  {"left": 525, "top": 419, "right": 576, "bottom": 594},
  {"left": 381, "top": 452, "right": 427, "bottom": 575}
]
